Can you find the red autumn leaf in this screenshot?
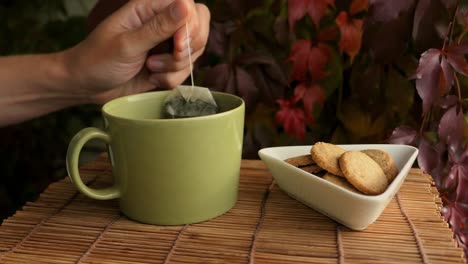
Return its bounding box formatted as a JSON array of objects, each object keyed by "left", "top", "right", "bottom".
[
  {"left": 443, "top": 142, "right": 468, "bottom": 250},
  {"left": 287, "top": 40, "right": 331, "bottom": 81},
  {"left": 368, "top": 0, "right": 415, "bottom": 23},
  {"left": 454, "top": 162, "right": 468, "bottom": 202},
  {"left": 431, "top": 141, "right": 449, "bottom": 185},
  {"left": 457, "top": 6, "right": 468, "bottom": 34},
  {"left": 417, "top": 137, "right": 440, "bottom": 175},
  {"left": 288, "top": 0, "right": 335, "bottom": 30},
  {"left": 462, "top": 146, "right": 468, "bottom": 164},
  {"left": 349, "top": 0, "right": 369, "bottom": 16},
  {"left": 364, "top": 1, "right": 416, "bottom": 63},
  {"left": 203, "top": 63, "right": 235, "bottom": 94},
  {"left": 412, "top": 49, "right": 441, "bottom": 79},
  {"left": 317, "top": 26, "right": 339, "bottom": 42},
  {"left": 235, "top": 53, "right": 289, "bottom": 105},
  {"left": 203, "top": 63, "right": 259, "bottom": 112},
  {"left": 443, "top": 201, "right": 468, "bottom": 247},
  {"left": 387, "top": 126, "right": 418, "bottom": 145},
  {"left": 442, "top": 0, "right": 458, "bottom": 9},
  {"left": 445, "top": 162, "right": 460, "bottom": 192},
  {"left": 439, "top": 105, "right": 465, "bottom": 148},
  {"left": 438, "top": 95, "right": 458, "bottom": 109},
  {"left": 448, "top": 141, "right": 466, "bottom": 165},
  {"left": 446, "top": 42, "right": 468, "bottom": 76},
  {"left": 441, "top": 56, "right": 454, "bottom": 92},
  {"left": 235, "top": 66, "right": 259, "bottom": 112},
  {"left": 411, "top": 0, "right": 441, "bottom": 52},
  {"left": 276, "top": 97, "right": 307, "bottom": 140},
  {"left": 411, "top": 48, "right": 454, "bottom": 114},
  {"left": 287, "top": 40, "right": 310, "bottom": 81},
  {"left": 236, "top": 53, "right": 289, "bottom": 90},
  {"left": 335, "top": 11, "right": 363, "bottom": 61},
  {"left": 308, "top": 44, "right": 332, "bottom": 81},
  {"left": 293, "top": 82, "right": 326, "bottom": 122},
  {"left": 207, "top": 21, "right": 237, "bottom": 57}
]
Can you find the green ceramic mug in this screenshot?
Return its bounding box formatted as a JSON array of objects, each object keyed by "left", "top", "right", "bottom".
[{"left": 66, "top": 87, "right": 245, "bottom": 225}]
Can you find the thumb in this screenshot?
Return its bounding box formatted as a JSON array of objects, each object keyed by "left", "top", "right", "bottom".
[{"left": 126, "top": 0, "right": 191, "bottom": 53}]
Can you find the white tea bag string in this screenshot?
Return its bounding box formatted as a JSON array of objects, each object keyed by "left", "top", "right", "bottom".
[{"left": 186, "top": 23, "right": 194, "bottom": 88}]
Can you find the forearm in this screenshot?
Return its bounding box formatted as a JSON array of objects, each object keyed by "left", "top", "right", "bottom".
[{"left": 0, "top": 52, "right": 87, "bottom": 126}]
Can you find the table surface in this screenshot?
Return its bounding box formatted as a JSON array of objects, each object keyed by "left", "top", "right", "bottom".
[{"left": 0, "top": 155, "right": 465, "bottom": 263}]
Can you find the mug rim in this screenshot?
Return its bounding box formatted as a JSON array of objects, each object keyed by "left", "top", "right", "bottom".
[{"left": 102, "top": 88, "right": 245, "bottom": 123}]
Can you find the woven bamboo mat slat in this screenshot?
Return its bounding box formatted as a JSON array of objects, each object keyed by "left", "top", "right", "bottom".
[{"left": 0, "top": 155, "right": 465, "bottom": 263}]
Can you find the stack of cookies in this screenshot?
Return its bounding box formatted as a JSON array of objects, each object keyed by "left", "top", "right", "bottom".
[{"left": 285, "top": 142, "right": 399, "bottom": 195}]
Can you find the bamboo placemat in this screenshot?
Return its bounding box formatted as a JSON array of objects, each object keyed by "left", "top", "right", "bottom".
[{"left": 0, "top": 155, "right": 465, "bottom": 263}]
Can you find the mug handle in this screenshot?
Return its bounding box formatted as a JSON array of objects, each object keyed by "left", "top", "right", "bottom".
[{"left": 66, "top": 127, "right": 120, "bottom": 200}]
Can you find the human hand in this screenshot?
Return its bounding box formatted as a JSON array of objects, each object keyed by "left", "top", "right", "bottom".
[{"left": 63, "top": 0, "right": 210, "bottom": 104}]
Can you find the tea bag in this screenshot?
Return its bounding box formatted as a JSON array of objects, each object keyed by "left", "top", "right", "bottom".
[{"left": 163, "top": 23, "right": 218, "bottom": 118}]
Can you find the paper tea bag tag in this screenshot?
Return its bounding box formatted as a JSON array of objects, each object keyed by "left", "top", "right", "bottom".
[{"left": 178, "top": 85, "right": 217, "bottom": 105}]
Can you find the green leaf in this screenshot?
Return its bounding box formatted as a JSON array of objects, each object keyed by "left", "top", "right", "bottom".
[
  {"left": 461, "top": 0, "right": 468, "bottom": 8},
  {"left": 384, "top": 67, "right": 415, "bottom": 121},
  {"left": 330, "top": 126, "right": 349, "bottom": 144},
  {"left": 349, "top": 56, "right": 383, "bottom": 107},
  {"left": 423, "top": 131, "right": 438, "bottom": 144},
  {"left": 245, "top": 9, "right": 276, "bottom": 43},
  {"left": 338, "top": 101, "right": 372, "bottom": 138},
  {"left": 464, "top": 114, "right": 468, "bottom": 142},
  {"left": 321, "top": 49, "right": 343, "bottom": 97}
]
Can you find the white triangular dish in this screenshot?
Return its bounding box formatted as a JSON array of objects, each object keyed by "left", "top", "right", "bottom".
[{"left": 258, "top": 144, "right": 419, "bottom": 230}]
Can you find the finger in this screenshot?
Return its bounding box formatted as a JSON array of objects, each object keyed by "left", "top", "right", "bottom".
[
  {"left": 130, "top": 0, "right": 175, "bottom": 25},
  {"left": 148, "top": 66, "right": 194, "bottom": 89},
  {"left": 173, "top": 4, "right": 210, "bottom": 60},
  {"left": 173, "top": 1, "right": 198, "bottom": 53},
  {"left": 123, "top": 0, "right": 194, "bottom": 53},
  {"left": 146, "top": 48, "right": 204, "bottom": 73},
  {"left": 102, "top": 0, "right": 174, "bottom": 30}
]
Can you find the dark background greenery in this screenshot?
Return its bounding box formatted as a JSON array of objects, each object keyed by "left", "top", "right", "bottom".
[{"left": 0, "top": 0, "right": 100, "bottom": 221}]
